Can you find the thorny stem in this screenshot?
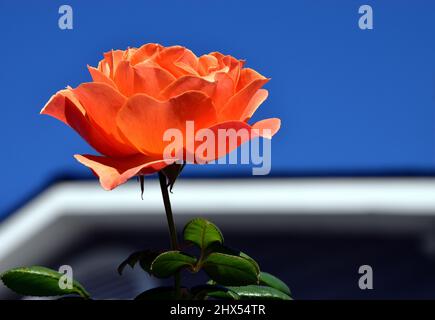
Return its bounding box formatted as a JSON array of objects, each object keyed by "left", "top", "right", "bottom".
[{"left": 158, "top": 171, "right": 181, "bottom": 298}]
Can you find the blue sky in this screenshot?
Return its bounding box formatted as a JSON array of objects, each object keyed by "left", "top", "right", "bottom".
[{"left": 0, "top": 0, "right": 434, "bottom": 216}]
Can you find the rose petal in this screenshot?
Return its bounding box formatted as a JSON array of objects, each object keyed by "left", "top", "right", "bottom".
[
  {"left": 130, "top": 43, "right": 162, "bottom": 65},
  {"left": 209, "top": 52, "right": 227, "bottom": 70},
  {"left": 210, "top": 51, "right": 225, "bottom": 61},
  {"left": 251, "top": 117, "right": 281, "bottom": 139},
  {"left": 117, "top": 91, "right": 218, "bottom": 155},
  {"left": 156, "top": 46, "right": 198, "bottom": 77},
  {"left": 223, "top": 55, "right": 243, "bottom": 85},
  {"left": 97, "top": 59, "right": 111, "bottom": 77},
  {"left": 237, "top": 68, "right": 267, "bottom": 91},
  {"left": 155, "top": 46, "right": 186, "bottom": 75},
  {"left": 103, "top": 50, "right": 125, "bottom": 78},
  {"left": 72, "top": 82, "right": 137, "bottom": 154},
  {"left": 123, "top": 47, "right": 137, "bottom": 60},
  {"left": 75, "top": 154, "right": 170, "bottom": 190},
  {"left": 40, "top": 88, "right": 84, "bottom": 124},
  {"left": 198, "top": 54, "right": 219, "bottom": 76},
  {"left": 41, "top": 89, "right": 134, "bottom": 157},
  {"left": 113, "top": 60, "right": 135, "bottom": 96},
  {"left": 174, "top": 48, "right": 199, "bottom": 75},
  {"left": 212, "top": 72, "right": 235, "bottom": 111},
  {"left": 218, "top": 78, "right": 269, "bottom": 122},
  {"left": 160, "top": 75, "right": 216, "bottom": 100},
  {"left": 111, "top": 60, "right": 176, "bottom": 98},
  {"left": 134, "top": 63, "right": 176, "bottom": 98},
  {"left": 241, "top": 89, "right": 269, "bottom": 121},
  {"left": 188, "top": 119, "right": 280, "bottom": 163},
  {"left": 88, "top": 65, "right": 117, "bottom": 88}
]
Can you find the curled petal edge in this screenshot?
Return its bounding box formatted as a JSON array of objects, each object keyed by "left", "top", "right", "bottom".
[{"left": 74, "top": 154, "right": 173, "bottom": 190}]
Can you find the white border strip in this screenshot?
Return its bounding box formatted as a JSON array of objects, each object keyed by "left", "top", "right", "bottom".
[{"left": 1, "top": 178, "right": 435, "bottom": 263}]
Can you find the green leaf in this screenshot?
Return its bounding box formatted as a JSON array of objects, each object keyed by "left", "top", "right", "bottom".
[
  {"left": 135, "top": 286, "right": 191, "bottom": 300},
  {"left": 203, "top": 252, "right": 259, "bottom": 286},
  {"left": 210, "top": 244, "right": 260, "bottom": 274},
  {"left": 151, "top": 251, "right": 197, "bottom": 278},
  {"left": 118, "top": 250, "right": 160, "bottom": 275},
  {"left": 259, "top": 272, "right": 291, "bottom": 296},
  {"left": 161, "top": 163, "right": 185, "bottom": 193},
  {"left": 183, "top": 218, "right": 224, "bottom": 250},
  {"left": 0, "top": 266, "right": 90, "bottom": 298},
  {"left": 191, "top": 284, "right": 239, "bottom": 300},
  {"left": 240, "top": 252, "right": 260, "bottom": 274},
  {"left": 227, "top": 285, "right": 291, "bottom": 300}
]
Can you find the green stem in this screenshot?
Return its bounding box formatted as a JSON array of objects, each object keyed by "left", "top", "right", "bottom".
[{"left": 158, "top": 171, "right": 181, "bottom": 298}]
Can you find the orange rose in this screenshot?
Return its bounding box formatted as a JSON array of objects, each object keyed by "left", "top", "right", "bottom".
[{"left": 41, "top": 43, "right": 280, "bottom": 190}]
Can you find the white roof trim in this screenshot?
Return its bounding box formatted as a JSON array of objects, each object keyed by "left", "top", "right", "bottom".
[{"left": 1, "top": 178, "right": 435, "bottom": 267}]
